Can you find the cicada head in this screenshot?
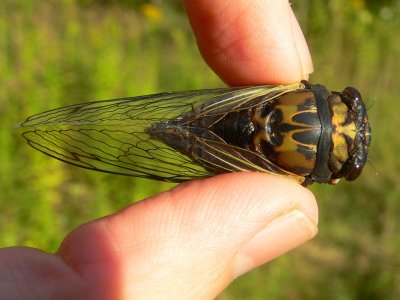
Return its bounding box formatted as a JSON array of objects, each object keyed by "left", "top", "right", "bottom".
[{"left": 328, "top": 87, "right": 371, "bottom": 182}]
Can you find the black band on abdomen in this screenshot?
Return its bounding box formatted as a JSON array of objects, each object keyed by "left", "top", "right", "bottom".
[{"left": 309, "top": 83, "right": 333, "bottom": 183}]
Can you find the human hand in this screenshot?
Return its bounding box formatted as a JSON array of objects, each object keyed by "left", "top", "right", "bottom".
[{"left": 0, "top": 1, "right": 317, "bottom": 299}]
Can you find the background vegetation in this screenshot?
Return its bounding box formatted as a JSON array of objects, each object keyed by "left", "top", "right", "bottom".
[{"left": 1, "top": 0, "right": 399, "bottom": 298}]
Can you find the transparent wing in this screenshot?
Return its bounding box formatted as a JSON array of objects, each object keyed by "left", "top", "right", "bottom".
[{"left": 19, "top": 83, "right": 302, "bottom": 182}]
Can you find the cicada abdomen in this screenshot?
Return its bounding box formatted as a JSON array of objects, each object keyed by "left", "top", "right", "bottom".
[{"left": 20, "top": 81, "right": 371, "bottom": 186}]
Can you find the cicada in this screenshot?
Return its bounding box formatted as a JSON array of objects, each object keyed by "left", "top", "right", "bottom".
[{"left": 20, "top": 81, "right": 371, "bottom": 186}]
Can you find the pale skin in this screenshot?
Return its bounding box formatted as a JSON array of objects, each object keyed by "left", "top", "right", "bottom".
[{"left": 0, "top": 0, "right": 317, "bottom": 299}]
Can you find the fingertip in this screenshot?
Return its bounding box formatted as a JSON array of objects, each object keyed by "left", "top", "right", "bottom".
[
  {"left": 168, "top": 173, "right": 319, "bottom": 279},
  {"left": 184, "top": 0, "right": 312, "bottom": 85},
  {"left": 213, "top": 174, "right": 318, "bottom": 277}
]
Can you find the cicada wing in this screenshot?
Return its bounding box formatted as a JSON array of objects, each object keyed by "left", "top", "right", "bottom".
[
  {"left": 189, "top": 136, "right": 298, "bottom": 178},
  {"left": 21, "top": 123, "right": 213, "bottom": 181},
  {"left": 20, "top": 90, "right": 223, "bottom": 182},
  {"left": 182, "top": 83, "right": 302, "bottom": 119},
  {"left": 19, "top": 83, "right": 303, "bottom": 181}
]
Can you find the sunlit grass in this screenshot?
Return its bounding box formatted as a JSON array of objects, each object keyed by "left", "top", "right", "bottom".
[{"left": 1, "top": 0, "right": 399, "bottom": 298}]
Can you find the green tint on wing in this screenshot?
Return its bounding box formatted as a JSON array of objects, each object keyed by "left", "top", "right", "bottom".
[{"left": 19, "top": 84, "right": 302, "bottom": 181}]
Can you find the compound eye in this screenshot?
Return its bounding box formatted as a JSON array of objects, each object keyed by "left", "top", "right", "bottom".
[
  {"left": 344, "top": 162, "right": 364, "bottom": 181},
  {"left": 342, "top": 87, "right": 362, "bottom": 108},
  {"left": 343, "top": 87, "right": 361, "bottom": 100}
]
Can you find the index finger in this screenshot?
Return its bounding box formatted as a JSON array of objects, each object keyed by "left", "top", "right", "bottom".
[{"left": 183, "top": 0, "right": 313, "bottom": 85}]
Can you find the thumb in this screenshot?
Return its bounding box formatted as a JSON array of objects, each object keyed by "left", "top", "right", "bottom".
[{"left": 57, "top": 173, "right": 318, "bottom": 299}]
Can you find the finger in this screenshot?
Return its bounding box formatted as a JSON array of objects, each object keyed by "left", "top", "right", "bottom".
[
  {"left": 183, "top": 0, "right": 313, "bottom": 86},
  {"left": 57, "top": 173, "right": 317, "bottom": 299},
  {"left": 0, "top": 247, "right": 95, "bottom": 299}
]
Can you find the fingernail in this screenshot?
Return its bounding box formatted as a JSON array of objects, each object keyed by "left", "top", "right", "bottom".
[
  {"left": 289, "top": 9, "right": 314, "bottom": 79},
  {"left": 234, "top": 209, "right": 318, "bottom": 277}
]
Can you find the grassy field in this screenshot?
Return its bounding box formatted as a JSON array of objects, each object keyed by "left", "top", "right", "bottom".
[{"left": 1, "top": 0, "right": 400, "bottom": 298}]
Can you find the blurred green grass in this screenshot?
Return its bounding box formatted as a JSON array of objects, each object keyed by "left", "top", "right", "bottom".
[{"left": 1, "top": 0, "right": 399, "bottom": 298}]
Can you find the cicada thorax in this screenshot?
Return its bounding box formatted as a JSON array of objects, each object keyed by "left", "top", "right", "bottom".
[
  {"left": 250, "top": 91, "right": 321, "bottom": 177},
  {"left": 252, "top": 83, "right": 370, "bottom": 186}
]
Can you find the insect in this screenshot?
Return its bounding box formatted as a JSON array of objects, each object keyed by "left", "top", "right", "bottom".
[{"left": 20, "top": 81, "right": 371, "bottom": 186}]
